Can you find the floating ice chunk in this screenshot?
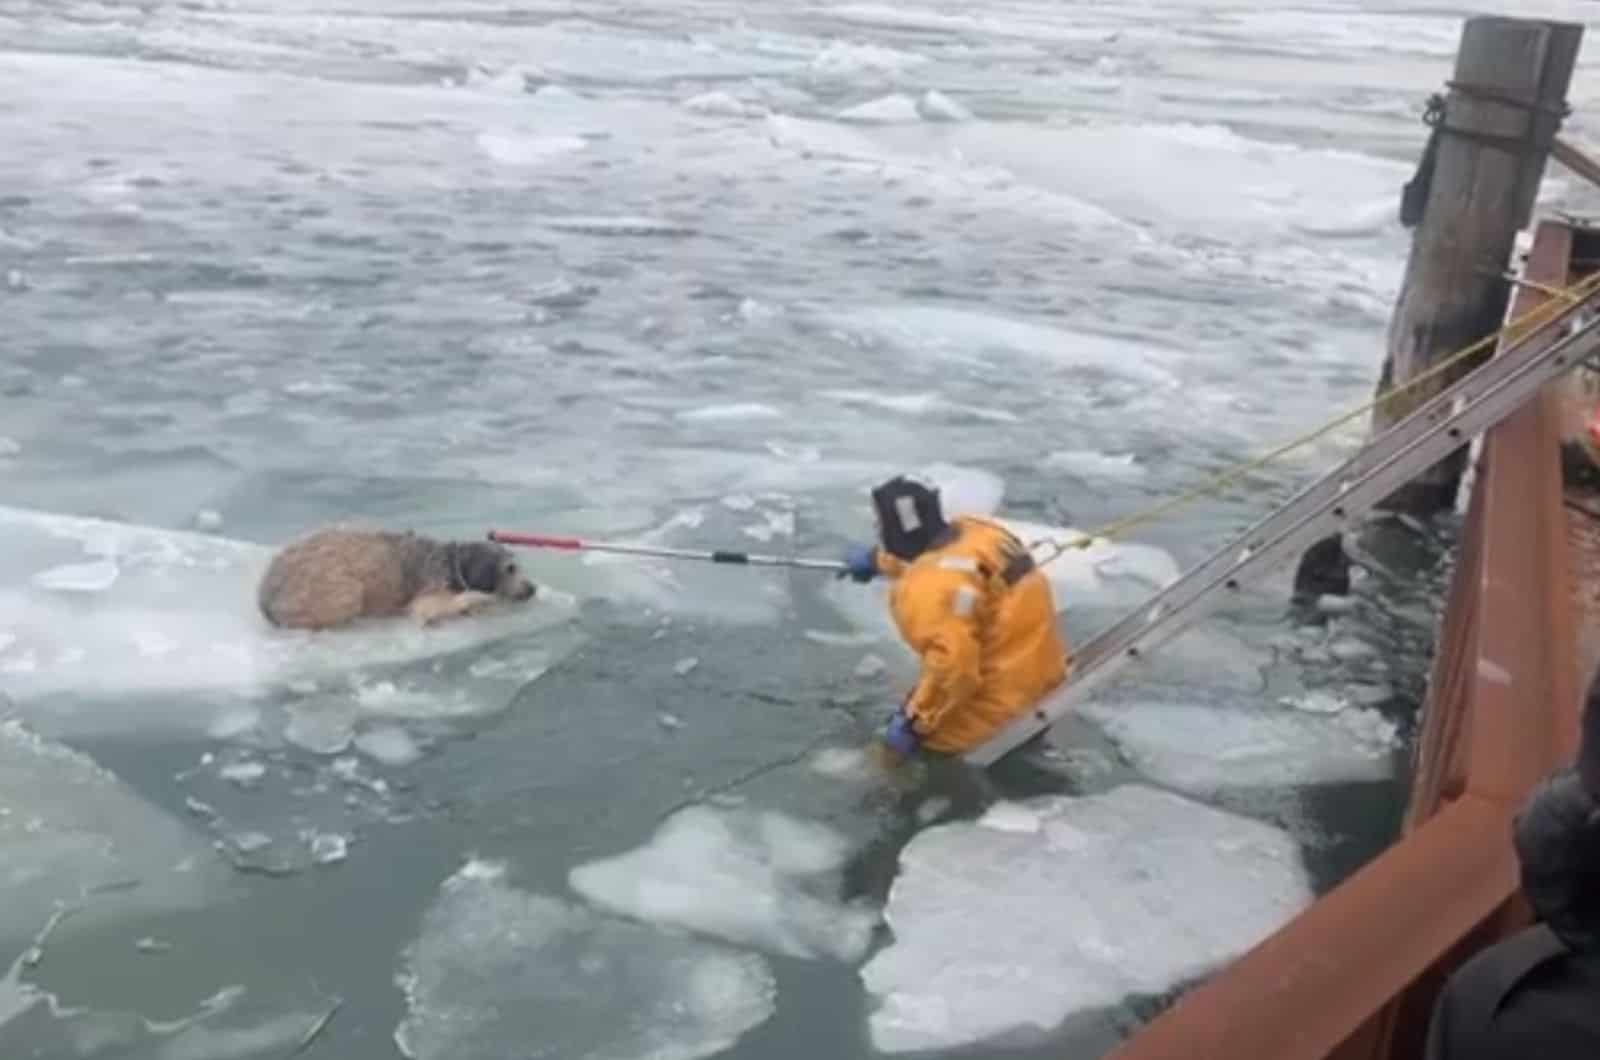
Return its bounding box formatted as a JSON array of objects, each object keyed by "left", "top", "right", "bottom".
[
  {"left": 824, "top": 390, "right": 1020, "bottom": 423},
  {"left": 541, "top": 216, "right": 696, "bottom": 237},
  {"left": 218, "top": 761, "right": 265, "bottom": 787},
  {"left": 675, "top": 403, "right": 782, "bottom": 423},
  {"left": 476, "top": 132, "right": 587, "bottom": 166},
  {"left": 0, "top": 437, "right": 19, "bottom": 457},
  {"left": 838, "top": 94, "right": 921, "bottom": 125},
  {"left": 207, "top": 706, "right": 261, "bottom": 743},
  {"left": 810, "top": 41, "right": 927, "bottom": 78},
  {"left": 192, "top": 509, "right": 224, "bottom": 533},
  {"left": 0, "top": 720, "right": 225, "bottom": 946},
  {"left": 977, "top": 801, "right": 1042, "bottom": 834},
  {"left": 285, "top": 704, "right": 354, "bottom": 756},
  {"left": 1147, "top": 626, "right": 1271, "bottom": 693},
  {"left": 568, "top": 806, "right": 877, "bottom": 962},
  {"left": 307, "top": 833, "right": 349, "bottom": 866},
  {"left": 657, "top": 712, "right": 686, "bottom": 731},
  {"left": 854, "top": 654, "right": 887, "bottom": 679},
  {"left": 674, "top": 657, "right": 700, "bottom": 677},
  {"left": 986, "top": 518, "right": 1181, "bottom": 610},
  {"left": 804, "top": 629, "right": 881, "bottom": 647},
  {"left": 3, "top": 270, "right": 25, "bottom": 292},
  {"left": 464, "top": 63, "right": 544, "bottom": 95},
  {"left": 917, "top": 90, "right": 972, "bottom": 122},
  {"left": 157, "top": 1010, "right": 325, "bottom": 1060},
  {"left": 131, "top": 629, "right": 179, "bottom": 658},
  {"left": 1328, "top": 637, "right": 1378, "bottom": 662},
  {"left": 395, "top": 860, "right": 775, "bottom": 1060},
  {"left": 765, "top": 442, "right": 821, "bottom": 463},
  {"left": 1281, "top": 690, "right": 1347, "bottom": 715},
  {"left": 1042, "top": 450, "right": 1146, "bottom": 481},
  {"left": 735, "top": 298, "right": 778, "bottom": 324},
  {"left": 919, "top": 463, "right": 1005, "bottom": 517},
  {"left": 809, "top": 747, "right": 874, "bottom": 780},
  {"left": 282, "top": 379, "right": 351, "bottom": 398},
  {"left": 683, "top": 91, "right": 762, "bottom": 117},
  {"left": 1291, "top": 197, "right": 1395, "bottom": 238},
  {"left": 355, "top": 725, "right": 421, "bottom": 767},
  {"left": 861, "top": 785, "right": 1311, "bottom": 1053},
  {"left": 1348, "top": 683, "right": 1394, "bottom": 707},
  {"left": 1080, "top": 699, "right": 1398, "bottom": 796},
  {"left": 837, "top": 306, "right": 1181, "bottom": 387},
  {"left": 740, "top": 509, "right": 794, "bottom": 542},
  {"left": 33, "top": 559, "right": 119, "bottom": 593},
  {"left": 0, "top": 506, "right": 580, "bottom": 732},
  {"left": 228, "top": 832, "right": 273, "bottom": 855}
]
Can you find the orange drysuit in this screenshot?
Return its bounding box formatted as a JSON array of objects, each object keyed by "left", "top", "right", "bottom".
[{"left": 874, "top": 516, "right": 1071, "bottom": 754}]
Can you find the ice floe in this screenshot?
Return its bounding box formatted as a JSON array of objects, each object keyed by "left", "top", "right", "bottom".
[
  {"left": 1080, "top": 697, "right": 1400, "bottom": 796},
  {"left": 0, "top": 505, "right": 579, "bottom": 737},
  {"left": 395, "top": 859, "right": 775, "bottom": 1060},
  {"left": 569, "top": 805, "right": 878, "bottom": 963},
  {"left": 860, "top": 785, "right": 1311, "bottom": 1052}
]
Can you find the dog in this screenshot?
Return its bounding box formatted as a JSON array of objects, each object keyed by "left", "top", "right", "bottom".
[{"left": 257, "top": 526, "right": 538, "bottom": 631}]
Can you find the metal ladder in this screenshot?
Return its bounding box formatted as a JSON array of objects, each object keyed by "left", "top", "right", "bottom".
[{"left": 968, "top": 286, "right": 1600, "bottom": 767}]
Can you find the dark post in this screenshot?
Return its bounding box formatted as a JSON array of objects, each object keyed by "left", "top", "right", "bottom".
[
  {"left": 1295, "top": 16, "right": 1582, "bottom": 602},
  {"left": 1375, "top": 15, "right": 1583, "bottom": 514}
]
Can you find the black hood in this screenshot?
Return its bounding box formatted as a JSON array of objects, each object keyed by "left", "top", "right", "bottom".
[
  {"left": 1513, "top": 767, "right": 1600, "bottom": 951},
  {"left": 870, "top": 475, "right": 950, "bottom": 561}
]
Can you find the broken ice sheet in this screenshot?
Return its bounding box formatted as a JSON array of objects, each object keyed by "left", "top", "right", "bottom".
[
  {"left": 395, "top": 860, "right": 774, "bottom": 1060},
  {"left": 0, "top": 505, "right": 582, "bottom": 739},
  {"left": 354, "top": 725, "right": 421, "bottom": 767},
  {"left": 0, "top": 720, "right": 226, "bottom": 948},
  {"left": 569, "top": 806, "right": 878, "bottom": 962},
  {"left": 1080, "top": 697, "right": 1399, "bottom": 797},
  {"left": 860, "top": 785, "right": 1311, "bottom": 1053}
]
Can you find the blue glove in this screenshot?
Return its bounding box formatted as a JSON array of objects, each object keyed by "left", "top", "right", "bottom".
[
  {"left": 841, "top": 543, "right": 879, "bottom": 583},
  {"left": 882, "top": 711, "right": 920, "bottom": 756}
]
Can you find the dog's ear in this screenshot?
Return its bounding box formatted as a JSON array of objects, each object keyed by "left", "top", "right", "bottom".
[{"left": 458, "top": 543, "right": 507, "bottom": 593}]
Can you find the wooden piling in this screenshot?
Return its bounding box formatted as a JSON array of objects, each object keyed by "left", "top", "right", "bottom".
[
  {"left": 1375, "top": 15, "right": 1582, "bottom": 514},
  {"left": 1297, "top": 15, "right": 1582, "bottom": 600}
]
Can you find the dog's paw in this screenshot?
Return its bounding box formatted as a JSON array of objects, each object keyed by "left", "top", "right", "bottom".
[{"left": 457, "top": 590, "right": 499, "bottom": 616}]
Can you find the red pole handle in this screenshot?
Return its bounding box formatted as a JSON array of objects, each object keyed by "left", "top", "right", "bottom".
[{"left": 487, "top": 530, "right": 583, "bottom": 550}]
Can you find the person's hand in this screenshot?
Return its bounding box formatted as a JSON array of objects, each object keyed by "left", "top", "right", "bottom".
[
  {"left": 882, "top": 711, "right": 920, "bottom": 757},
  {"left": 867, "top": 713, "right": 924, "bottom": 791},
  {"left": 840, "top": 543, "right": 879, "bottom": 583}
]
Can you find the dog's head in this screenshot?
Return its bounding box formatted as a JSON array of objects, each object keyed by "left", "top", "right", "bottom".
[{"left": 454, "top": 542, "right": 538, "bottom": 602}]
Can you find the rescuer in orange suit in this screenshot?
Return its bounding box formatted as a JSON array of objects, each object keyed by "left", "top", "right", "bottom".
[{"left": 840, "top": 475, "right": 1071, "bottom": 760}]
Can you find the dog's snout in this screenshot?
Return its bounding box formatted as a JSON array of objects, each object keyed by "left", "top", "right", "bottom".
[{"left": 512, "top": 579, "right": 538, "bottom": 601}]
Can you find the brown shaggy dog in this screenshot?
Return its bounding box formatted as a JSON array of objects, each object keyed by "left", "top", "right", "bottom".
[{"left": 257, "top": 527, "right": 538, "bottom": 631}]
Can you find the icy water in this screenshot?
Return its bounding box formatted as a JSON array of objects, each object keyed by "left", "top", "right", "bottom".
[{"left": 4, "top": 1, "right": 1600, "bottom": 1057}]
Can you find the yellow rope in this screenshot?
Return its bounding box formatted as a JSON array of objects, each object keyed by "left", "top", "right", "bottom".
[{"left": 1032, "top": 269, "right": 1600, "bottom": 566}]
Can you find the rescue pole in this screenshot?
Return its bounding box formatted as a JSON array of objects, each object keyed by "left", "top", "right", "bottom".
[{"left": 486, "top": 529, "right": 848, "bottom": 573}]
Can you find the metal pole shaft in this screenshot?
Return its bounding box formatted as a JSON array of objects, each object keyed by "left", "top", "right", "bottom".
[{"left": 487, "top": 530, "right": 847, "bottom": 572}]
